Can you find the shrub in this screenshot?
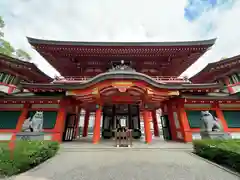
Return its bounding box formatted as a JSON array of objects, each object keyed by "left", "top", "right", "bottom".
[
  {"left": 193, "top": 139, "right": 240, "bottom": 173},
  {"left": 0, "top": 141, "right": 59, "bottom": 177}
]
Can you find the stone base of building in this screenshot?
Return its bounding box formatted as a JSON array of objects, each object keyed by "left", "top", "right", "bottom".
[
  {"left": 200, "top": 131, "right": 232, "bottom": 140},
  {"left": 16, "top": 132, "right": 45, "bottom": 141}
]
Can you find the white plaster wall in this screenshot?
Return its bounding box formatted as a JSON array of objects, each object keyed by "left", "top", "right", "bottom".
[
  {"left": 173, "top": 112, "right": 180, "bottom": 129},
  {"left": 0, "top": 84, "right": 9, "bottom": 93},
  {"left": 192, "top": 132, "right": 240, "bottom": 140},
  {"left": 232, "top": 85, "right": 240, "bottom": 94},
  {"left": 78, "top": 112, "right": 103, "bottom": 128},
  {"left": 192, "top": 133, "right": 201, "bottom": 140},
  {"left": 230, "top": 133, "right": 240, "bottom": 139},
  {"left": 0, "top": 133, "right": 12, "bottom": 141},
  {"left": 44, "top": 134, "right": 53, "bottom": 140}
]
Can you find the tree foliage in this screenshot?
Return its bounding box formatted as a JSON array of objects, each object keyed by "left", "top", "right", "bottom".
[
  {"left": 0, "top": 16, "right": 31, "bottom": 61},
  {"left": 0, "top": 17, "right": 4, "bottom": 37},
  {"left": 0, "top": 39, "right": 14, "bottom": 56},
  {"left": 15, "top": 48, "right": 31, "bottom": 61}
]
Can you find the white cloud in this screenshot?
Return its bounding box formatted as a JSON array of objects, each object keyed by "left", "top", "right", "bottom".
[
  {"left": 1, "top": 0, "right": 240, "bottom": 78},
  {"left": 182, "top": 0, "right": 240, "bottom": 77}
]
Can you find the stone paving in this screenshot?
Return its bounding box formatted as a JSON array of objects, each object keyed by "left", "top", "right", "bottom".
[
  {"left": 60, "top": 137, "right": 194, "bottom": 150},
  {"left": 8, "top": 147, "right": 240, "bottom": 180}
]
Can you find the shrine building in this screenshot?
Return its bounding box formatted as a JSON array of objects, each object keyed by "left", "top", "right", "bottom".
[{"left": 1, "top": 37, "right": 240, "bottom": 144}]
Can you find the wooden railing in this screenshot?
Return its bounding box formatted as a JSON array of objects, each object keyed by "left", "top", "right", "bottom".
[
  {"left": 53, "top": 76, "right": 190, "bottom": 83},
  {"left": 151, "top": 76, "right": 190, "bottom": 83}
]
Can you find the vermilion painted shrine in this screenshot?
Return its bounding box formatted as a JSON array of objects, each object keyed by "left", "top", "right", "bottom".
[{"left": 1, "top": 37, "right": 240, "bottom": 144}]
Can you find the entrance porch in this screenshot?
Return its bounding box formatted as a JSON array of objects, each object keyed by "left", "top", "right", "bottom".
[
  {"left": 62, "top": 103, "right": 169, "bottom": 145},
  {"left": 63, "top": 81, "right": 177, "bottom": 144}
]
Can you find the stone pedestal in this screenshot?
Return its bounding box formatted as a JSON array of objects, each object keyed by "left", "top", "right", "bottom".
[
  {"left": 200, "top": 131, "right": 232, "bottom": 140},
  {"left": 16, "top": 132, "right": 45, "bottom": 141}
]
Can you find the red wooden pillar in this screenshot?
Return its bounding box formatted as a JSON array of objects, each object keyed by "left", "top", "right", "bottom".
[
  {"left": 82, "top": 110, "right": 90, "bottom": 137},
  {"left": 177, "top": 100, "right": 192, "bottom": 142},
  {"left": 93, "top": 106, "right": 102, "bottom": 144},
  {"left": 151, "top": 110, "right": 159, "bottom": 137},
  {"left": 16, "top": 104, "right": 30, "bottom": 132},
  {"left": 9, "top": 104, "right": 30, "bottom": 151},
  {"left": 52, "top": 99, "right": 67, "bottom": 142},
  {"left": 143, "top": 110, "right": 152, "bottom": 143},
  {"left": 213, "top": 102, "right": 228, "bottom": 132}
]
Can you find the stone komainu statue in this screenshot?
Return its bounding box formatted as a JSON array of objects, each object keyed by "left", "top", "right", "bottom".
[
  {"left": 21, "top": 111, "right": 43, "bottom": 132},
  {"left": 200, "top": 111, "right": 222, "bottom": 132},
  {"left": 200, "top": 111, "right": 232, "bottom": 140}
]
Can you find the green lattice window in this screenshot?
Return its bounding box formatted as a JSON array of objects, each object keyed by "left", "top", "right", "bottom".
[
  {"left": 186, "top": 110, "right": 202, "bottom": 128},
  {"left": 0, "top": 111, "right": 21, "bottom": 129},
  {"left": 223, "top": 110, "right": 240, "bottom": 128},
  {"left": 186, "top": 110, "right": 217, "bottom": 128}
]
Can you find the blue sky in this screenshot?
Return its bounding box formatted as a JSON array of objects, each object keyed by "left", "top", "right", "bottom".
[
  {"left": 0, "top": 0, "right": 240, "bottom": 78},
  {"left": 185, "top": 0, "right": 218, "bottom": 21},
  {"left": 185, "top": 0, "right": 235, "bottom": 21},
  {"left": 184, "top": 0, "right": 236, "bottom": 35}
]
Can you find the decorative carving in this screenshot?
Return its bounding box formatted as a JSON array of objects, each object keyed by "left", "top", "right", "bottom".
[
  {"left": 112, "top": 82, "right": 133, "bottom": 93},
  {"left": 117, "top": 87, "right": 127, "bottom": 92},
  {"left": 108, "top": 60, "right": 136, "bottom": 72},
  {"left": 167, "top": 91, "right": 179, "bottom": 96},
  {"left": 146, "top": 88, "right": 154, "bottom": 95},
  {"left": 92, "top": 88, "right": 99, "bottom": 95}
]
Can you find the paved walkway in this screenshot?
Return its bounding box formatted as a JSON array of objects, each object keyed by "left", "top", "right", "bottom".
[
  {"left": 60, "top": 137, "right": 194, "bottom": 150},
  {"left": 8, "top": 148, "right": 239, "bottom": 180}
]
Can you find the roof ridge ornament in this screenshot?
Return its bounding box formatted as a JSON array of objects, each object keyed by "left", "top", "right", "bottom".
[{"left": 108, "top": 60, "right": 136, "bottom": 72}]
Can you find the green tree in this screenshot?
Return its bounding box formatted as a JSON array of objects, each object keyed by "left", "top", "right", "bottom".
[
  {"left": 0, "top": 39, "right": 15, "bottom": 56},
  {"left": 15, "top": 48, "right": 31, "bottom": 61},
  {"left": 0, "top": 16, "right": 4, "bottom": 37},
  {"left": 0, "top": 16, "right": 31, "bottom": 61}
]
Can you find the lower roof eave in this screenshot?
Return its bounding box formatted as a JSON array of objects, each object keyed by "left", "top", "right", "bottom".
[
  {"left": 180, "top": 94, "right": 239, "bottom": 100},
  {"left": 20, "top": 81, "right": 221, "bottom": 91},
  {"left": 19, "top": 71, "right": 221, "bottom": 90},
  {"left": 0, "top": 95, "right": 65, "bottom": 100}
]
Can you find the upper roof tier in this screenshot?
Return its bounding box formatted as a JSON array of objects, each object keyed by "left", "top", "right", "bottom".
[
  {"left": 0, "top": 53, "right": 52, "bottom": 83},
  {"left": 190, "top": 54, "right": 240, "bottom": 83},
  {"left": 28, "top": 37, "right": 216, "bottom": 77}
]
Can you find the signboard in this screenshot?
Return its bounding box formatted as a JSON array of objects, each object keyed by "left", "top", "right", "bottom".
[{"left": 120, "top": 118, "right": 126, "bottom": 127}]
